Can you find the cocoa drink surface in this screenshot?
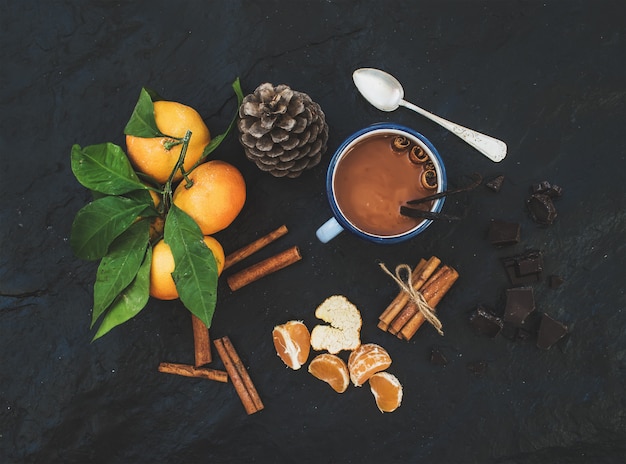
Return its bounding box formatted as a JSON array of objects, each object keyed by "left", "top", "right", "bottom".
[{"left": 333, "top": 134, "right": 433, "bottom": 236}]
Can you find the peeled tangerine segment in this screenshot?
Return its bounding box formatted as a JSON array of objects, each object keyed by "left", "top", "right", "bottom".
[
  {"left": 348, "top": 343, "right": 392, "bottom": 387},
  {"left": 308, "top": 353, "right": 350, "bottom": 393},
  {"left": 369, "top": 372, "right": 403, "bottom": 413},
  {"left": 272, "top": 321, "right": 311, "bottom": 370}
]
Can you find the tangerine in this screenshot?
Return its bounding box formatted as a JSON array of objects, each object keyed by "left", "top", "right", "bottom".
[
  {"left": 308, "top": 353, "right": 350, "bottom": 393},
  {"left": 369, "top": 371, "right": 403, "bottom": 413},
  {"left": 126, "top": 100, "right": 211, "bottom": 184},
  {"left": 272, "top": 321, "right": 311, "bottom": 370},
  {"left": 172, "top": 160, "right": 246, "bottom": 235},
  {"left": 149, "top": 235, "right": 224, "bottom": 300},
  {"left": 347, "top": 343, "right": 392, "bottom": 387}
]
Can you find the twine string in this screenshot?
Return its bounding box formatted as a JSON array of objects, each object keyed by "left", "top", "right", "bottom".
[{"left": 379, "top": 262, "right": 444, "bottom": 335}]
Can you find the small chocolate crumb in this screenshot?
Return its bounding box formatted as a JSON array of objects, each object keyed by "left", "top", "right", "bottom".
[
  {"left": 469, "top": 306, "right": 503, "bottom": 337},
  {"left": 527, "top": 193, "right": 558, "bottom": 225},
  {"left": 467, "top": 361, "right": 488, "bottom": 376},
  {"left": 488, "top": 220, "right": 521, "bottom": 247},
  {"left": 430, "top": 347, "right": 448, "bottom": 366},
  {"left": 485, "top": 175, "right": 504, "bottom": 193},
  {"left": 547, "top": 184, "right": 563, "bottom": 198},
  {"left": 549, "top": 274, "right": 565, "bottom": 289},
  {"left": 531, "top": 180, "right": 552, "bottom": 195},
  {"left": 504, "top": 287, "right": 536, "bottom": 326},
  {"left": 537, "top": 313, "right": 568, "bottom": 349}
]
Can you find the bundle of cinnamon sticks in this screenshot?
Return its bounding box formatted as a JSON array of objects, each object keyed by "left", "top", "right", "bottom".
[{"left": 378, "top": 256, "right": 459, "bottom": 340}]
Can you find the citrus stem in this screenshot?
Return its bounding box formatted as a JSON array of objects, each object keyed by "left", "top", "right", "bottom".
[{"left": 162, "top": 130, "right": 192, "bottom": 213}]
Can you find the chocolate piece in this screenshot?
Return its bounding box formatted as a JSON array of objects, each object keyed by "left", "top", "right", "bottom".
[
  {"left": 504, "top": 287, "right": 535, "bottom": 326},
  {"left": 549, "top": 274, "right": 565, "bottom": 289},
  {"left": 537, "top": 313, "right": 568, "bottom": 349},
  {"left": 547, "top": 184, "right": 563, "bottom": 198},
  {"left": 531, "top": 180, "right": 552, "bottom": 194},
  {"left": 466, "top": 361, "right": 487, "bottom": 376},
  {"left": 430, "top": 347, "right": 448, "bottom": 366},
  {"left": 502, "top": 250, "right": 543, "bottom": 285},
  {"left": 527, "top": 193, "right": 557, "bottom": 225},
  {"left": 488, "top": 220, "right": 521, "bottom": 246},
  {"left": 469, "top": 305, "right": 503, "bottom": 337},
  {"left": 485, "top": 175, "right": 504, "bottom": 193}
]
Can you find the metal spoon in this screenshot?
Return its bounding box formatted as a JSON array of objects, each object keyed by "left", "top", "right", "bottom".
[{"left": 352, "top": 68, "right": 507, "bottom": 162}]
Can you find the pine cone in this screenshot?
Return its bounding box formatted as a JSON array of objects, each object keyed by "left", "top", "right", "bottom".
[{"left": 237, "top": 83, "right": 329, "bottom": 178}]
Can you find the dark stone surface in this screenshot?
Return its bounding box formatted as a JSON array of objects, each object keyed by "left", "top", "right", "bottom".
[{"left": 1, "top": 1, "right": 625, "bottom": 463}]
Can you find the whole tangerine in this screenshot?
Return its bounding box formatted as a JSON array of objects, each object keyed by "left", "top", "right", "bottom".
[
  {"left": 172, "top": 160, "right": 246, "bottom": 235},
  {"left": 126, "top": 100, "right": 211, "bottom": 184},
  {"left": 150, "top": 235, "right": 225, "bottom": 300}
]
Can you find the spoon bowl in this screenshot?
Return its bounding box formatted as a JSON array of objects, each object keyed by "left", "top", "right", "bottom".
[{"left": 352, "top": 68, "right": 507, "bottom": 162}]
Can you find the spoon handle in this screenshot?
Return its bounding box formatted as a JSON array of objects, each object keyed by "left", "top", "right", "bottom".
[{"left": 400, "top": 99, "right": 507, "bottom": 162}]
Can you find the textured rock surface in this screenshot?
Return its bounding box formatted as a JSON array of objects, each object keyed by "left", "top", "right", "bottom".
[{"left": 1, "top": 1, "right": 624, "bottom": 463}]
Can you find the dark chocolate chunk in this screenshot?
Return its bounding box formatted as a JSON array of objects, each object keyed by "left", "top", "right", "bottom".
[
  {"left": 537, "top": 313, "right": 568, "bottom": 349},
  {"left": 527, "top": 193, "right": 557, "bottom": 225},
  {"left": 430, "top": 347, "right": 448, "bottom": 366},
  {"left": 469, "top": 305, "right": 503, "bottom": 337},
  {"left": 504, "top": 287, "right": 535, "bottom": 326},
  {"left": 485, "top": 175, "right": 505, "bottom": 193},
  {"left": 531, "top": 180, "right": 552, "bottom": 194},
  {"left": 516, "top": 252, "right": 544, "bottom": 276},
  {"left": 502, "top": 250, "right": 543, "bottom": 285},
  {"left": 467, "top": 361, "right": 488, "bottom": 376},
  {"left": 488, "top": 220, "right": 521, "bottom": 246},
  {"left": 549, "top": 274, "right": 565, "bottom": 288}
]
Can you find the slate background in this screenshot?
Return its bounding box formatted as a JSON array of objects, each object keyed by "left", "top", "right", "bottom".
[{"left": 1, "top": 1, "right": 625, "bottom": 463}]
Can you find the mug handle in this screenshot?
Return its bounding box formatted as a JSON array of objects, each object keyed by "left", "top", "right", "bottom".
[{"left": 316, "top": 217, "right": 344, "bottom": 243}]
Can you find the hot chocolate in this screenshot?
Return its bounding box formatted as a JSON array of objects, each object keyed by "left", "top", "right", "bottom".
[{"left": 333, "top": 134, "right": 436, "bottom": 236}]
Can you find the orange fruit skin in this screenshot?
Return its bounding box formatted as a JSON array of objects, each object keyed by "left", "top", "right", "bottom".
[
  {"left": 308, "top": 353, "right": 350, "bottom": 393},
  {"left": 369, "top": 371, "right": 403, "bottom": 413},
  {"left": 272, "top": 321, "right": 311, "bottom": 370},
  {"left": 126, "top": 100, "right": 211, "bottom": 184},
  {"left": 150, "top": 236, "right": 224, "bottom": 300},
  {"left": 348, "top": 343, "right": 392, "bottom": 387},
  {"left": 173, "top": 160, "right": 246, "bottom": 235}
]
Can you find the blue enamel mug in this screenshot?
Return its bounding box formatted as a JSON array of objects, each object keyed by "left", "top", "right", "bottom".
[{"left": 316, "top": 123, "right": 447, "bottom": 244}]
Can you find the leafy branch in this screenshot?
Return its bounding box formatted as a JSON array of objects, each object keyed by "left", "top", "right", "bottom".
[{"left": 70, "top": 78, "right": 243, "bottom": 340}]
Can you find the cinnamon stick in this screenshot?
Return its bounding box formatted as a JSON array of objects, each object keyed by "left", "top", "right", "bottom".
[
  {"left": 388, "top": 265, "right": 452, "bottom": 335},
  {"left": 214, "top": 336, "right": 264, "bottom": 414},
  {"left": 226, "top": 245, "right": 302, "bottom": 291},
  {"left": 158, "top": 362, "right": 228, "bottom": 383},
  {"left": 399, "top": 266, "right": 459, "bottom": 340},
  {"left": 224, "top": 224, "right": 288, "bottom": 270},
  {"left": 191, "top": 314, "right": 212, "bottom": 367},
  {"left": 379, "top": 256, "right": 440, "bottom": 331}
]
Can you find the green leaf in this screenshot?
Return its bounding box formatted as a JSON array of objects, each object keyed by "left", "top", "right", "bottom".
[
  {"left": 123, "top": 87, "right": 165, "bottom": 138},
  {"left": 92, "top": 220, "right": 150, "bottom": 327},
  {"left": 197, "top": 77, "right": 245, "bottom": 162},
  {"left": 70, "top": 195, "right": 150, "bottom": 260},
  {"left": 92, "top": 247, "right": 152, "bottom": 341},
  {"left": 164, "top": 205, "right": 218, "bottom": 327},
  {"left": 71, "top": 143, "right": 146, "bottom": 195}
]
